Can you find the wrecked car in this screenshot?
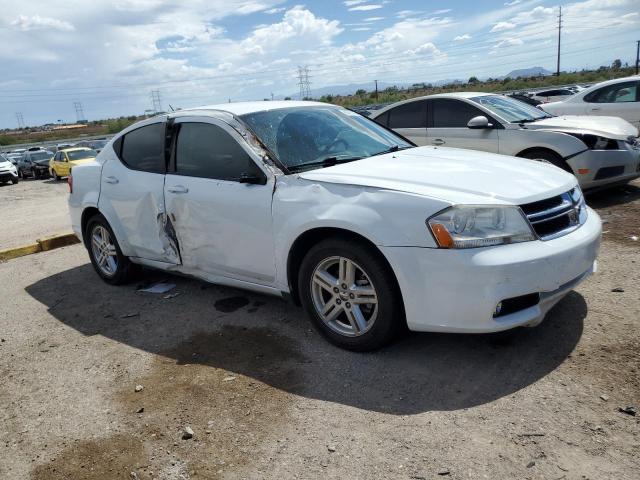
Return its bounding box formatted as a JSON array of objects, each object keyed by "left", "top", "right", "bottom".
[{"left": 68, "top": 101, "right": 601, "bottom": 351}]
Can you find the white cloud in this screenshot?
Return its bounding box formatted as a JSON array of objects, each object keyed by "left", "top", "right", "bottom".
[
  {"left": 352, "top": 27, "right": 372, "bottom": 31},
  {"left": 265, "top": 7, "right": 286, "bottom": 14},
  {"left": 406, "top": 42, "right": 443, "bottom": 57},
  {"left": 430, "top": 9, "right": 452, "bottom": 15},
  {"left": 343, "top": 0, "right": 366, "bottom": 6},
  {"left": 495, "top": 38, "right": 523, "bottom": 48},
  {"left": 349, "top": 4, "right": 383, "bottom": 12},
  {"left": 454, "top": 34, "right": 471, "bottom": 41},
  {"left": 363, "top": 17, "right": 384, "bottom": 22},
  {"left": 504, "top": 0, "right": 521, "bottom": 6},
  {"left": 10, "top": 14, "right": 75, "bottom": 32},
  {"left": 490, "top": 21, "right": 516, "bottom": 32}
]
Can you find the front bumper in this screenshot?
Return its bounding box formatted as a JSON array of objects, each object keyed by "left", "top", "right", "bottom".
[
  {"left": 381, "top": 207, "right": 601, "bottom": 333},
  {"left": 0, "top": 171, "right": 18, "bottom": 182},
  {"left": 568, "top": 148, "right": 640, "bottom": 189}
]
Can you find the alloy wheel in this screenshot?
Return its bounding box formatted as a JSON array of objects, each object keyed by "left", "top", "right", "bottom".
[
  {"left": 90, "top": 225, "right": 118, "bottom": 276},
  {"left": 310, "top": 256, "right": 378, "bottom": 337}
]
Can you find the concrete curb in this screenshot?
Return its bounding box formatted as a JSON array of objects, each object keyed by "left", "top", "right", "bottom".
[{"left": 0, "top": 233, "right": 80, "bottom": 262}]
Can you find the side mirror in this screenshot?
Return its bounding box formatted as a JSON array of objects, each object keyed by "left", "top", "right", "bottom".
[
  {"left": 239, "top": 172, "right": 267, "bottom": 185},
  {"left": 467, "top": 116, "right": 493, "bottom": 129}
]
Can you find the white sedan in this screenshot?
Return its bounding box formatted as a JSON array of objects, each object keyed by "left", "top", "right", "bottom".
[
  {"left": 69, "top": 101, "right": 601, "bottom": 351},
  {"left": 370, "top": 92, "right": 640, "bottom": 190},
  {"left": 541, "top": 75, "right": 640, "bottom": 128}
]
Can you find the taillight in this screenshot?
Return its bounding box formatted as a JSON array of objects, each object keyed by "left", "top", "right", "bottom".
[{"left": 68, "top": 174, "right": 73, "bottom": 194}]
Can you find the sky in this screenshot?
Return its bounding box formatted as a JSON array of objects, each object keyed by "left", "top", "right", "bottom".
[{"left": 0, "top": 0, "right": 638, "bottom": 128}]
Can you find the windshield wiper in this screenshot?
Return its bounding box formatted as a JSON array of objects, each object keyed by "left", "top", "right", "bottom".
[
  {"left": 288, "top": 156, "right": 363, "bottom": 173},
  {"left": 370, "top": 144, "right": 412, "bottom": 157}
]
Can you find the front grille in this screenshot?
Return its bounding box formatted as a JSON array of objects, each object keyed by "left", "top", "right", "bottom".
[{"left": 520, "top": 187, "right": 586, "bottom": 240}]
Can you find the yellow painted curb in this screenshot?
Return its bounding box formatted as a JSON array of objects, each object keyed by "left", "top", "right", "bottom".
[
  {"left": 0, "top": 233, "right": 80, "bottom": 262},
  {"left": 37, "top": 233, "right": 81, "bottom": 252}
]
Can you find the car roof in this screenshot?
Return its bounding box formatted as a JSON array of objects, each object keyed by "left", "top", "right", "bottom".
[
  {"left": 185, "top": 100, "right": 330, "bottom": 116},
  {"left": 369, "top": 92, "right": 496, "bottom": 117}
]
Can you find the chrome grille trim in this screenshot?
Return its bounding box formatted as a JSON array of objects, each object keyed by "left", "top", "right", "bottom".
[{"left": 520, "top": 187, "right": 587, "bottom": 241}]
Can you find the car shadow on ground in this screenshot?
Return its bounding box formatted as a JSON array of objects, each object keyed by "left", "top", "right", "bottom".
[
  {"left": 586, "top": 182, "right": 640, "bottom": 209},
  {"left": 26, "top": 263, "right": 586, "bottom": 415}
]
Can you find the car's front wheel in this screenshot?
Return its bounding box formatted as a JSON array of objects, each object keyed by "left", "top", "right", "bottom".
[
  {"left": 520, "top": 149, "right": 572, "bottom": 173},
  {"left": 86, "top": 214, "right": 135, "bottom": 285},
  {"left": 11, "top": 177, "right": 18, "bottom": 184},
  {"left": 298, "top": 238, "right": 403, "bottom": 351}
]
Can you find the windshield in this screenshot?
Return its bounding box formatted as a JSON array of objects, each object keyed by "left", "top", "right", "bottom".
[
  {"left": 471, "top": 95, "right": 552, "bottom": 123},
  {"left": 31, "top": 152, "right": 52, "bottom": 161},
  {"left": 240, "top": 106, "right": 412, "bottom": 172},
  {"left": 92, "top": 140, "right": 108, "bottom": 149},
  {"left": 67, "top": 149, "right": 96, "bottom": 161}
]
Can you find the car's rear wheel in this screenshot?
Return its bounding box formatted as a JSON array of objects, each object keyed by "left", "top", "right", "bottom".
[
  {"left": 86, "top": 214, "right": 135, "bottom": 285},
  {"left": 298, "top": 238, "right": 403, "bottom": 351},
  {"left": 520, "top": 149, "right": 572, "bottom": 173}
]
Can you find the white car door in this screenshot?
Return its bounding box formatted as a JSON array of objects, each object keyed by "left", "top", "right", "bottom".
[
  {"left": 583, "top": 80, "right": 640, "bottom": 127},
  {"left": 376, "top": 100, "right": 428, "bottom": 145},
  {"left": 99, "top": 119, "right": 180, "bottom": 264},
  {"left": 426, "top": 98, "right": 500, "bottom": 153},
  {"left": 164, "top": 117, "right": 276, "bottom": 285}
]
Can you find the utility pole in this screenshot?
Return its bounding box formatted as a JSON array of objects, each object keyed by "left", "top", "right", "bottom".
[
  {"left": 150, "top": 90, "right": 162, "bottom": 114},
  {"left": 636, "top": 40, "right": 639, "bottom": 75},
  {"left": 556, "top": 6, "right": 562, "bottom": 77},
  {"left": 375, "top": 80, "right": 379, "bottom": 100},
  {"left": 15, "top": 112, "right": 25, "bottom": 129},
  {"left": 73, "top": 101, "right": 85, "bottom": 123}
]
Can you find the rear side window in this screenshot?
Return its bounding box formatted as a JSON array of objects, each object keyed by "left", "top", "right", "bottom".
[
  {"left": 584, "top": 81, "right": 639, "bottom": 103},
  {"left": 387, "top": 101, "right": 427, "bottom": 128},
  {"left": 430, "top": 99, "right": 487, "bottom": 128},
  {"left": 120, "top": 123, "right": 165, "bottom": 173},
  {"left": 174, "top": 122, "right": 259, "bottom": 181}
]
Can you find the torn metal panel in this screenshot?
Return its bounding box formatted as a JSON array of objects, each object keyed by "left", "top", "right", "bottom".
[{"left": 156, "top": 212, "right": 182, "bottom": 264}]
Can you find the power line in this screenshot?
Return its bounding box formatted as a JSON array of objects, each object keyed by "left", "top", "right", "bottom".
[
  {"left": 73, "top": 101, "right": 85, "bottom": 122},
  {"left": 636, "top": 40, "right": 639, "bottom": 75}
]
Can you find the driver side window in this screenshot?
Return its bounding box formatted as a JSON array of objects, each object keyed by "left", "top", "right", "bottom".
[{"left": 584, "top": 81, "right": 638, "bottom": 103}]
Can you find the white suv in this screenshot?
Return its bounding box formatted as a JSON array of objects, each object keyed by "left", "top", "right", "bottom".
[
  {"left": 69, "top": 101, "right": 601, "bottom": 351},
  {"left": 0, "top": 154, "right": 19, "bottom": 185}
]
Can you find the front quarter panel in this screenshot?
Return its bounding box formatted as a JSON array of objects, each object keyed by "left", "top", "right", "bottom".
[
  {"left": 272, "top": 176, "right": 449, "bottom": 290},
  {"left": 499, "top": 128, "right": 588, "bottom": 158}
]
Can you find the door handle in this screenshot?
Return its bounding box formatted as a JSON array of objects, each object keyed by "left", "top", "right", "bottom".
[
  {"left": 103, "top": 176, "right": 119, "bottom": 184},
  {"left": 432, "top": 139, "right": 446, "bottom": 145},
  {"left": 167, "top": 185, "right": 189, "bottom": 194},
  {"left": 591, "top": 107, "right": 601, "bottom": 111}
]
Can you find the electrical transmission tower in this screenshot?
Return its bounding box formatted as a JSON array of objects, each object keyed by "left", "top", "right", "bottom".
[
  {"left": 15, "top": 112, "right": 25, "bottom": 129},
  {"left": 150, "top": 90, "right": 162, "bottom": 113},
  {"left": 297, "top": 66, "right": 312, "bottom": 100},
  {"left": 73, "top": 101, "right": 86, "bottom": 123},
  {"left": 556, "top": 6, "right": 562, "bottom": 77}
]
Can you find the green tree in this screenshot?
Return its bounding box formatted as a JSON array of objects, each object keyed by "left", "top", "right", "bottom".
[
  {"left": 355, "top": 89, "right": 367, "bottom": 95},
  {"left": 611, "top": 59, "right": 622, "bottom": 70},
  {"left": 468, "top": 76, "right": 479, "bottom": 84}
]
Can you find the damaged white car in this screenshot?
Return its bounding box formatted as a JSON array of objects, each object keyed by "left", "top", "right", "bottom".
[
  {"left": 69, "top": 101, "right": 601, "bottom": 351},
  {"left": 371, "top": 93, "right": 640, "bottom": 190}
]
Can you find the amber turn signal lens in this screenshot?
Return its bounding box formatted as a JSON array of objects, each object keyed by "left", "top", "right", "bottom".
[
  {"left": 577, "top": 168, "right": 590, "bottom": 175},
  {"left": 430, "top": 223, "right": 454, "bottom": 248}
]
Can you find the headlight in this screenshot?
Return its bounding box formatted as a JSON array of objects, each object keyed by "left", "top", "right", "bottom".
[
  {"left": 427, "top": 205, "right": 536, "bottom": 249},
  {"left": 566, "top": 133, "right": 619, "bottom": 150}
]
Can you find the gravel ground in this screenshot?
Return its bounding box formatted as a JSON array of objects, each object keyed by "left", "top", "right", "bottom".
[
  {"left": 0, "top": 181, "right": 638, "bottom": 480},
  {"left": 0, "top": 178, "right": 71, "bottom": 250}
]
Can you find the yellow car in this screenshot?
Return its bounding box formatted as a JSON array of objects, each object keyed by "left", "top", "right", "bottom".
[{"left": 49, "top": 147, "right": 97, "bottom": 180}]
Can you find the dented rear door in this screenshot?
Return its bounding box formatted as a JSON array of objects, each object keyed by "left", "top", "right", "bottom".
[
  {"left": 98, "top": 119, "right": 180, "bottom": 264},
  {"left": 164, "top": 117, "right": 276, "bottom": 284}
]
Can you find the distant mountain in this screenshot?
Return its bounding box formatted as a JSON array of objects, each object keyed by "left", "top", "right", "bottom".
[{"left": 504, "top": 67, "right": 553, "bottom": 78}]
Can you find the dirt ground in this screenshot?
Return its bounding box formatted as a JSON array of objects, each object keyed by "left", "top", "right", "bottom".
[
  {"left": 0, "top": 181, "right": 638, "bottom": 480},
  {"left": 0, "top": 177, "right": 71, "bottom": 249}
]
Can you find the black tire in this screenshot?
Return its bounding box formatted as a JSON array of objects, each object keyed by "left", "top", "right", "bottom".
[
  {"left": 519, "top": 149, "right": 572, "bottom": 173},
  {"left": 11, "top": 177, "right": 18, "bottom": 184},
  {"left": 298, "top": 237, "right": 404, "bottom": 351},
  {"left": 85, "top": 213, "right": 135, "bottom": 285},
  {"left": 32, "top": 169, "right": 39, "bottom": 179}
]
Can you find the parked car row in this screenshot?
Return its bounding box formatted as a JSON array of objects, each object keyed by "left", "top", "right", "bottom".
[
  {"left": 70, "top": 100, "right": 603, "bottom": 351},
  {"left": 0, "top": 145, "right": 98, "bottom": 183}
]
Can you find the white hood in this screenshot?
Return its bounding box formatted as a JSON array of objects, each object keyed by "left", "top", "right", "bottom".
[
  {"left": 299, "top": 146, "right": 577, "bottom": 205},
  {"left": 526, "top": 115, "right": 638, "bottom": 139}
]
